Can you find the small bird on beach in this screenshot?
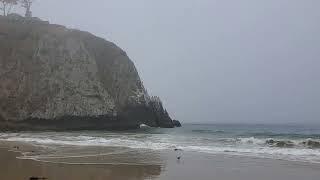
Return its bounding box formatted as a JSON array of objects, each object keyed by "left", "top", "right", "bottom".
[{"left": 174, "top": 148, "right": 183, "bottom": 160}]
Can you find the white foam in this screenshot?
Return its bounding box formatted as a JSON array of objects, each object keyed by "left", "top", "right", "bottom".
[
  {"left": 2, "top": 133, "right": 320, "bottom": 163},
  {"left": 236, "top": 137, "right": 265, "bottom": 145},
  {"left": 1, "top": 135, "right": 173, "bottom": 150}
]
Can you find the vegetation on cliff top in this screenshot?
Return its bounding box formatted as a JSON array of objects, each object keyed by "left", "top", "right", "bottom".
[{"left": 1, "top": 0, "right": 34, "bottom": 17}]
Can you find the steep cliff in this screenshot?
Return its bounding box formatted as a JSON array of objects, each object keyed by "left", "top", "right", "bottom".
[{"left": 0, "top": 15, "right": 175, "bottom": 130}]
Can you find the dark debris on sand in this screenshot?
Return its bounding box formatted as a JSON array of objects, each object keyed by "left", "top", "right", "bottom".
[{"left": 29, "top": 177, "right": 48, "bottom": 180}]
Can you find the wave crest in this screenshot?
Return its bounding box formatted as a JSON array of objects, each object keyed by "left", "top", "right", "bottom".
[
  {"left": 266, "top": 139, "right": 295, "bottom": 148},
  {"left": 301, "top": 140, "right": 320, "bottom": 149}
]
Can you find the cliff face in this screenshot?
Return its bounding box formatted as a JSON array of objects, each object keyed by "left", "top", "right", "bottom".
[{"left": 0, "top": 15, "right": 174, "bottom": 130}]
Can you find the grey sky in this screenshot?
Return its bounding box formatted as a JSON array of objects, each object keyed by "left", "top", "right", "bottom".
[{"left": 26, "top": 0, "right": 320, "bottom": 123}]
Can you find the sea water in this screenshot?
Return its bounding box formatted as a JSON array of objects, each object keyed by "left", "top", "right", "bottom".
[{"left": 1, "top": 124, "right": 320, "bottom": 163}]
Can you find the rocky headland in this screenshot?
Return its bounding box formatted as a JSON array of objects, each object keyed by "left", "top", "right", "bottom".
[{"left": 0, "top": 14, "right": 181, "bottom": 131}]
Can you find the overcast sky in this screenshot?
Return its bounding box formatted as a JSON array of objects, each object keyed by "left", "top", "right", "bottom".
[{"left": 25, "top": 0, "right": 320, "bottom": 124}]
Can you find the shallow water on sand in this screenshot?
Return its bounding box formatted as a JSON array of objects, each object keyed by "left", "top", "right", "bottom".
[{"left": 1, "top": 124, "right": 320, "bottom": 164}]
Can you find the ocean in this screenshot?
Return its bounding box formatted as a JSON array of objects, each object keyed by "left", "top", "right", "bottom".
[{"left": 1, "top": 123, "right": 320, "bottom": 164}]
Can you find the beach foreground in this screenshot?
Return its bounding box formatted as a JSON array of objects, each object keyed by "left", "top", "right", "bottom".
[{"left": 1, "top": 141, "right": 320, "bottom": 180}]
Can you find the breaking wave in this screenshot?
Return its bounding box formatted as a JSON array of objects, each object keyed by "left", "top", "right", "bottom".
[{"left": 1, "top": 126, "right": 320, "bottom": 163}]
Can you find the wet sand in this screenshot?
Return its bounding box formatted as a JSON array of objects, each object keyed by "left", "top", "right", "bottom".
[
  {"left": 159, "top": 151, "right": 320, "bottom": 180},
  {"left": 0, "top": 149, "right": 162, "bottom": 180},
  {"left": 1, "top": 141, "right": 320, "bottom": 180}
]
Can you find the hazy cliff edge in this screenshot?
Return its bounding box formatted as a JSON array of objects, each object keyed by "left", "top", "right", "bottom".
[{"left": 0, "top": 15, "right": 179, "bottom": 130}]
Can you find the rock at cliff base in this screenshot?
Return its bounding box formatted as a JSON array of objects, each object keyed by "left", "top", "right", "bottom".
[{"left": 173, "top": 120, "right": 182, "bottom": 127}]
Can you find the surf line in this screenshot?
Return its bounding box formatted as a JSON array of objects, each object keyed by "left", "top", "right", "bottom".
[{"left": 17, "top": 149, "right": 132, "bottom": 160}]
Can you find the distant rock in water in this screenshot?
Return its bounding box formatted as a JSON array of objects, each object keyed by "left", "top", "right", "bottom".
[
  {"left": 173, "top": 120, "right": 182, "bottom": 127},
  {"left": 0, "top": 16, "right": 177, "bottom": 131}
]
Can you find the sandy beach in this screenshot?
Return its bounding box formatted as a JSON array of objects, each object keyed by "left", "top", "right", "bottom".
[{"left": 1, "top": 141, "right": 320, "bottom": 180}]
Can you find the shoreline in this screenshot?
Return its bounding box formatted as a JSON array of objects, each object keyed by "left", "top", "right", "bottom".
[{"left": 1, "top": 140, "right": 320, "bottom": 180}]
